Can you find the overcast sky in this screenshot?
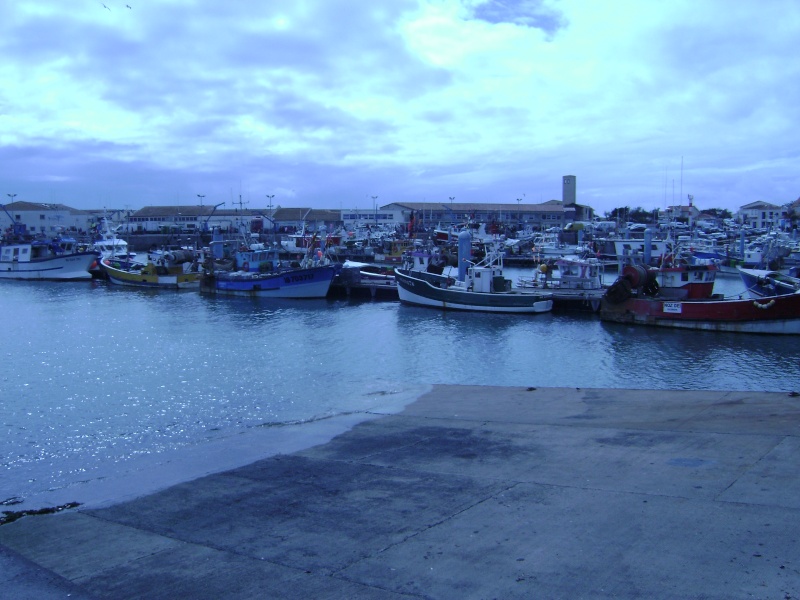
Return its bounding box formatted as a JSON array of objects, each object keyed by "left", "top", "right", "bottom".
[{"left": 2, "top": 0, "right": 799, "bottom": 216}]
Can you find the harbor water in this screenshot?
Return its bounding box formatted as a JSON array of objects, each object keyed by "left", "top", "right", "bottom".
[{"left": 2, "top": 272, "right": 798, "bottom": 512}]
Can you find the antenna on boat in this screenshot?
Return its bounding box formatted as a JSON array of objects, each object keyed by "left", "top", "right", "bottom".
[{"left": 233, "top": 194, "right": 248, "bottom": 211}]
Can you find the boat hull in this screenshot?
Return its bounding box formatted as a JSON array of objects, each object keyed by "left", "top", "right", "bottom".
[
  {"left": 738, "top": 268, "right": 800, "bottom": 298},
  {"left": 101, "top": 261, "right": 200, "bottom": 289},
  {"left": 0, "top": 253, "right": 96, "bottom": 281},
  {"left": 600, "top": 293, "right": 800, "bottom": 334},
  {"left": 396, "top": 269, "right": 552, "bottom": 313},
  {"left": 201, "top": 265, "right": 336, "bottom": 298}
]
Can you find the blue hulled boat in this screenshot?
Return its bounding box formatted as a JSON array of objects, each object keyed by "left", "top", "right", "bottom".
[
  {"left": 738, "top": 267, "right": 800, "bottom": 298},
  {"left": 200, "top": 230, "right": 336, "bottom": 298}
]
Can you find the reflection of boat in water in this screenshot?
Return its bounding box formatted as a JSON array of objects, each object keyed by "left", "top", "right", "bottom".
[
  {"left": 600, "top": 261, "right": 800, "bottom": 334},
  {"left": 395, "top": 235, "right": 552, "bottom": 314}
]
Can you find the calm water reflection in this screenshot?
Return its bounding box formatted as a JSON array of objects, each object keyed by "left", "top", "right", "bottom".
[{"left": 1, "top": 277, "right": 797, "bottom": 508}]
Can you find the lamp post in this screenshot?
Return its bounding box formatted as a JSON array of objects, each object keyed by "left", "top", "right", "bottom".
[
  {"left": 449, "top": 196, "right": 455, "bottom": 225},
  {"left": 371, "top": 195, "right": 378, "bottom": 224},
  {"left": 7, "top": 193, "right": 16, "bottom": 203}
]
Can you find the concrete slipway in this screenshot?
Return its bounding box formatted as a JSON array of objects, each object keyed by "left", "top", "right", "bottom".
[{"left": 1, "top": 385, "right": 799, "bottom": 599}]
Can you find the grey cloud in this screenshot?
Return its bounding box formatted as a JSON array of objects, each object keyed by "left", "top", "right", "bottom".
[{"left": 471, "top": 0, "right": 567, "bottom": 36}]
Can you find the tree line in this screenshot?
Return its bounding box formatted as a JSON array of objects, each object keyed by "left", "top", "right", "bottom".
[{"left": 603, "top": 206, "right": 733, "bottom": 223}]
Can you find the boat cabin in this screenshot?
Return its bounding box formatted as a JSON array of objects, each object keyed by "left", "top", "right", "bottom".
[
  {"left": 554, "top": 257, "right": 603, "bottom": 290},
  {"left": 469, "top": 265, "right": 510, "bottom": 293},
  {"left": 1, "top": 237, "right": 82, "bottom": 263}
]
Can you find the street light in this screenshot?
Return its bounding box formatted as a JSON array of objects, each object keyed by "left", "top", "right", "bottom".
[
  {"left": 197, "top": 194, "right": 205, "bottom": 210},
  {"left": 266, "top": 194, "right": 275, "bottom": 216},
  {"left": 7, "top": 193, "right": 16, "bottom": 203},
  {"left": 449, "top": 196, "right": 455, "bottom": 224},
  {"left": 371, "top": 195, "right": 378, "bottom": 223}
]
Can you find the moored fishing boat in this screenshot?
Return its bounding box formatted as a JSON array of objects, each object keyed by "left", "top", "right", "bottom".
[
  {"left": 202, "top": 263, "right": 336, "bottom": 298},
  {"left": 395, "top": 233, "right": 552, "bottom": 313},
  {"left": 200, "top": 230, "right": 336, "bottom": 298},
  {"left": 0, "top": 218, "right": 97, "bottom": 281},
  {"left": 516, "top": 254, "right": 606, "bottom": 311},
  {"left": 100, "top": 254, "right": 201, "bottom": 289},
  {"left": 89, "top": 216, "right": 143, "bottom": 277},
  {"left": 600, "top": 262, "right": 800, "bottom": 334},
  {"left": 600, "top": 290, "right": 800, "bottom": 334},
  {"left": 0, "top": 236, "right": 97, "bottom": 281}
]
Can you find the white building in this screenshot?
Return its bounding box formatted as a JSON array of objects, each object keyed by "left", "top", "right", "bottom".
[
  {"left": 1, "top": 201, "right": 96, "bottom": 235},
  {"left": 737, "top": 201, "right": 786, "bottom": 230}
]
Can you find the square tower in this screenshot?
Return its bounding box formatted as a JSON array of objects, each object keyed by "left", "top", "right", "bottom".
[{"left": 562, "top": 175, "right": 576, "bottom": 205}]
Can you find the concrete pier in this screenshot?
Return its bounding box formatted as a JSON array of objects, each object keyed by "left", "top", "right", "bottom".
[{"left": 2, "top": 386, "right": 799, "bottom": 599}]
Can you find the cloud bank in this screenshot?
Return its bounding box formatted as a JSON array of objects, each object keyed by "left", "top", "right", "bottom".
[{"left": 1, "top": 0, "right": 798, "bottom": 214}]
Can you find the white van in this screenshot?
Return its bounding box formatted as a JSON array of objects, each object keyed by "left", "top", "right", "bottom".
[{"left": 594, "top": 221, "right": 616, "bottom": 233}]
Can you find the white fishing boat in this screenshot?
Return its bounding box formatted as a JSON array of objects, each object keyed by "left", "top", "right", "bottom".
[
  {"left": 396, "top": 237, "right": 552, "bottom": 313},
  {"left": 516, "top": 254, "right": 607, "bottom": 311},
  {"left": 530, "top": 232, "right": 583, "bottom": 259},
  {"left": 89, "top": 218, "right": 144, "bottom": 277},
  {"left": 0, "top": 217, "right": 97, "bottom": 281}
]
